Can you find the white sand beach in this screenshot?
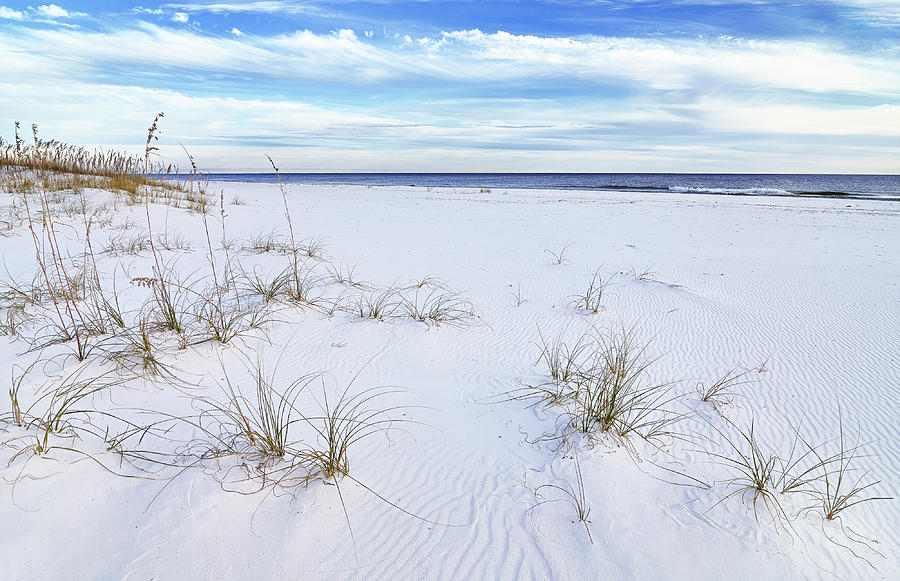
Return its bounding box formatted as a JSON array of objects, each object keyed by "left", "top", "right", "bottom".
[{"left": 1, "top": 180, "right": 897, "bottom": 580}]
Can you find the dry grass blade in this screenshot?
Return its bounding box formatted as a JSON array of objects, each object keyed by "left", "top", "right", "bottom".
[
  {"left": 697, "top": 367, "right": 754, "bottom": 406},
  {"left": 14, "top": 363, "right": 123, "bottom": 455},
  {"left": 326, "top": 263, "right": 365, "bottom": 288},
  {"left": 534, "top": 328, "right": 591, "bottom": 398},
  {"left": 533, "top": 453, "right": 593, "bottom": 543}
]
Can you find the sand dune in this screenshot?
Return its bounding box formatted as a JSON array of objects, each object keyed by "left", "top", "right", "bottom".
[{"left": 1, "top": 182, "right": 897, "bottom": 580}]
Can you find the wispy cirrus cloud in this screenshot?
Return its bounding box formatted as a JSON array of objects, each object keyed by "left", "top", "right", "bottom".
[
  {"left": 4, "top": 24, "right": 899, "bottom": 95},
  {"left": 161, "top": 1, "right": 323, "bottom": 14},
  {"left": 824, "top": 0, "right": 900, "bottom": 25}
]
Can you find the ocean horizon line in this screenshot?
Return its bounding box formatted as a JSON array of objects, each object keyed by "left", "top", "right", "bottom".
[{"left": 172, "top": 172, "right": 900, "bottom": 201}]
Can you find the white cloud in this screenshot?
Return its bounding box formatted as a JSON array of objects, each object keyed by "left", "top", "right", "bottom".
[
  {"left": 615, "top": 0, "right": 900, "bottom": 25},
  {"left": 229, "top": 27, "right": 241, "bottom": 35},
  {"left": 691, "top": 99, "right": 900, "bottom": 136},
  {"left": 0, "top": 6, "right": 26, "bottom": 20},
  {"left": 430, "top": 29, "right": 900, "bottom": 94},
  {"left": 133, "top": 7, "right": 164, "bottom": 15},
  {"left": 830, "top": 0, "right": 900, "bottom": 25},
  {"left": 1, "top": 3, "right": 85, "bottom": 21},
  {"left": 163, "top": 1, "right": 311, "bottom": 14},
  {"left": 172, "top": 12, "right": 189, "bottom": 23},
  {"left": 36, "top": 4, "right": 70, "bottom": 18},
  {"left": 4, "top": 24, "right": 898, "bottom": 96},
  {"left": 2, "top": 71, "right": 897, "bottom": 172}
]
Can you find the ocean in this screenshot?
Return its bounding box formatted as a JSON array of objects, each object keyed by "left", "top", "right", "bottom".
[{"left": 195, "top": 173, "right": 900, "bottom": 201}]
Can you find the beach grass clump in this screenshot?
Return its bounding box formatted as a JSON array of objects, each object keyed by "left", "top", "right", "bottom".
[
  {"left": 284, "top": 261, "right": 328, "bottom": 308},
  {"left": 194, "top": 295, "right": 271, "bottom": 345},
  {"left": 0, "top": 271, "right": 48, "bottom": 307},
  {"left": 245, "top": 230, "right": 290, "bottom": 254},
  {"left": 5, "top": 364, "right": 35, "bottom": 427},
  {"left": 703, "top": 409, "right": 890, "bottom": 530},
  {"left": 801, "top": 416, "right": 891, "bottom": 522},
  {"left": 300, "top": 381, "right": 400, "bottom": 480},
  {"left": 146, "top": 273, "right": 190, "bottom": 338},
  {"left": 0, "top": 304, "right": 29, "bottom": 336},
  {"left": 28, "top": 309, "right": 101, "bottom": 364},
  {"left": 156, "top": 231, "right": 191, "bottom": 252},
  {"left": 567, "top": 328, "right": 678, "bottom": 442},
  {"left": 299, "top": 236, "right": 328, "bottom": 261},
  {"left": 107, "top": 320, "right": 167, "bottom": 376},
  {"left": 508, "top": 282, "right": 527, "bottom": 307},
  {"left": 199, "top": 363, "right": 318, "bottom": 460},
  {"left": 189, "top": 361, "right": 400, "bottom": 490},
  {"left": 242, "top": 267, "right": 293, "bottom": 304},
  {"left": 707, "top": 419, "right": 786, "bottom": 522},
  {"left": 573, "top": 268, "right": 612, "bottom": 314},
  {"left": 18, "top": 363, "right": 120, "bottom": 455},
  {"left": 524, "top": 327, "right": 680, "bottom": 447},
  {"left": 103, "top": 231, "right": 149, "bottom": 255},
  {"left": 326, "top": 263, "right": 365, "bottom": 288},
  {"left": 399, "top": 282, "right": 475, "bottom": 326},
  {"left": 627, "top": 266, "right": 658, "bottom": 283},
  {"left": 355, "top": 286, "right": 401, "bottom": 321}
]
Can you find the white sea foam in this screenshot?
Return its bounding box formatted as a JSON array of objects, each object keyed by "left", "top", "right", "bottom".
[{"left": 669, "top": 185, "right": 795, "bottom": 196}]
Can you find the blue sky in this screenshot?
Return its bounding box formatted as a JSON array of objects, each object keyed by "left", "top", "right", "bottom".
[{"left": 1, "top": 1, "right": 898, "bottom": 172}]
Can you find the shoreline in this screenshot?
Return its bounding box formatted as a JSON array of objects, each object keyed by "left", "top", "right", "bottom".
[
  {"left": 171, "top": 173, "right": 900, "bottom": 202},
  {"left": 208, "top": 180, "right": 900, "bottom": 213}
]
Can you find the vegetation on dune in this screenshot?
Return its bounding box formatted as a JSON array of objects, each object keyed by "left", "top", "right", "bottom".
[{"left": 0, "top": 120, "right": 891, "bottom": 573}]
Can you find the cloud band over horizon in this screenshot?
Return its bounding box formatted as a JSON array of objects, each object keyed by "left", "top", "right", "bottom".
[{"left": 1, "top": 1, "right": 898, "bottom": 172}]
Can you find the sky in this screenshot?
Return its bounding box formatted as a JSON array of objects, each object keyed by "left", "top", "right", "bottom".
[{"left": 1, "top": 1, "right": 899, "bottom": 172}]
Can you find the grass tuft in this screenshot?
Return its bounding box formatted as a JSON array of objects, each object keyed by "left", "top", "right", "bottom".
[
  {"left": 545, "top": 243, "right": 572, "bottom": 265},
  {"left": 697, "top": 368, "right": 754, "bottom": 407},
  {"left": 803, "top": 413, "right": 891, "bottom": 522},
  {"left": 400, "top": 284, "right": 474, "bottom": 326},
  {"left": 573, "top": 268, "right": 612, "bottom": 314},
  {"left": 567, "top": 328, "right": 679, "bottom": 442}
]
